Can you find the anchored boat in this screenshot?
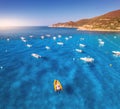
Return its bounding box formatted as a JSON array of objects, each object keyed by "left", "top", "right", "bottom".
[{"left": 54, "top": 80, "right": 63, "bottom": 91}]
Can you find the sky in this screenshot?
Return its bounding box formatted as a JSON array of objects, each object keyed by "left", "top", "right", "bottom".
[{"left": 0, "top": 0, "right": 120, "bottom": 26}]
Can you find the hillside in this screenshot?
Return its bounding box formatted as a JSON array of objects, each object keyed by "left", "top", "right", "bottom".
[{"left": 52, "top": 10, "right": 120, "bottom": 31}]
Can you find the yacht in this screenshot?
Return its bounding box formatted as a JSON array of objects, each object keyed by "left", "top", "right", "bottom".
[
  {"left": 41, "top": 36, "right": 44, "bottom": 39},
  {"left": 99, "top": 41, "right": 104, "bottom": 45},
  {"left": 31, "top": 53, "right": 41, "bottom": 58},
  {"left": 29, "top": 35, "right": 33, "bottom": 38},
  {"left": 27, "top": 44, "right": 32, "bottom": 48},
  {"left": 65, "top": 37, "right": 69, "bottom": 40},
  {"left": 98, "top": 39, "right": 104, "bottom": 46},
  {"left": 98, "top": 39, "right": 102, "bottom": 42},
  {"left": 21, "top": 37, "right": 27, "bottom": 42},
  {"left": 0, "top": 66, "right": 3, "bottom": 69},
  {"left": 57, "top": 42, "right": 64, "bottom": 45},
  {"left": 75, "top": 49, "right": 82, "bottom": 53},
  {"left": 79, "top": 44, "right": 86, "bottom": 47},
  {"left": 112, "top": 51, "right": 120, "bottom": 56},
  {"left": 69, "top": 36, "right": 72, "bottom": 39},
  {"left": 22, "top": 39, "right": 27, "bottom": 42},
  {"left": 7, "top": 38, "right": 10, "bottom": 41},
  {"left": 53, "top": 36, "right": 56, "bottom": 40},
  {"left": 45, "top": 46, "right": 50, "bottom": 50},
  {"left": 46, "top": 34, "right": 51, "bottom": 37},
  {"left": 80, "top": 57, "right": 94, "bottom": 63},
  {"left": 58, "top": 35, "right": 62, "bottom": 38},
  {"left": 21, "top": 37, "right": 25, "bottom": 40}
]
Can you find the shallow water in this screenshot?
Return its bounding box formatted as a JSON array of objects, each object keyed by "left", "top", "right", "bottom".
[{"left": 0, "top": 27, "right": 120, "bottom": 109}]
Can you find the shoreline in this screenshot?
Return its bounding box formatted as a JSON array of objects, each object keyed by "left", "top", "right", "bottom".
[
  {"left": 51, "top": 26, "right": 120, "bottom": 32},
  {"left": 77, "top": 27, "right": 120, "bottom": 32}
]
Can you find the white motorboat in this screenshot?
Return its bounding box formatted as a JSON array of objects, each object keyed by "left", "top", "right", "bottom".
[
  {"left": 75, "top": 49, "right": 82, "bottom": 53},
  {"left": 79, "top": 44, "right": 86, "bottom": 47},
  {"left": 29, "top": 35, "right": 33, "bottom": 38},
  {"left": 69, "top": 36, "right": 72, "bottom": 39},
  {"left": 112, "top": 51, "right": 120, "bottom": 56},
  {"left": 21, "top": 37, "right": 25, "bottom": 40},
  {"left": 98, "top": 39, "right": 102, "bottom": 42},
  {"left": 27, "top": 44, "right": 32, "bottom": 48},
  {"left": 80, "top": 57, "right": 94, "bottom": 63},
  {"left": 21, "top": 37, "right": 27, "bottom": 42},
  {"left": 98, "top": 39, "right": 104, "bottom": 46},
  {"left": 46, "top": 34, "right": 51, "bottom": 37},
  {"left": 31, "top": 53, "right": 41, "bottom": 58},
  {"left": 41, "top": 36, "right": 44, "bottom": 39},
  {"left": 80, "top": 38, "right": 84, "bottom": 41},
  {"left": 45, "top": 46, "right": 50, "bottom": 50},
  {"left": 99, "top": 41, "right": 104, "bottom": 45},
  {"left": 0, "top": 66, "right": 3, "bottom": 69},
  {"left": 7, "top": 38, "right": 10, "bottom": 41},
  {"left": 65, "top": 37, "right": 69, "bottom": 40},
  {"left": 22, "top": 39, "right": 27, "bottom": 42},
  {"left": 53, "top": 36, "right": 56, "bottom": 40},
  {"left": 57, "top": 42, "right": 64, "bottom": 45},
  {"left": 58, "top": 35, "right": 62, "bottom": 38}
]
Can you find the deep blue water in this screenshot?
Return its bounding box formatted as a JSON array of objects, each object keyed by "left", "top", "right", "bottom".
[{"left": 0, "top": 27, "right": 120, "bottom": 109}]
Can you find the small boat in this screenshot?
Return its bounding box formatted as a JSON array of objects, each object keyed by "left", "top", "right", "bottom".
[
  {"left": 79, "top": 44, "right": 86, "bottom": 47},
  {"left": 0, "top": 66, "right": 3, "bottom": 69},
  {"left": 99, "top": 40, "right": 104, "bottom": 46},
  {"left": 21, "top": 37, "right": 27, "bottom": 42},
  {"left": 21, "top": 37, "right": 25, "bottom": 40},
  {"left": 45, "top": 46, "right": 50, "bottom": 50},
  {"left": 112, "top": 51, "right": 120, "bottom": 56},
  {"left": 57, "top": 42, "right": 64, "bottom": 45},
  {"left": 53, "top": 36, "right": 56, "bottom": 40},
  {"left": 98, "top": 39, "right": 104, "bottom": 46},
  {"left": 31, "top": 53, "right": 41, "bottom": 58},
  {"left": 27, "top": 44, "right": 32, "bottom": 48},
  {"left": 99, "top": 41, "right": 104, "bottom": 45},
  {"left": 65, "top": 37, "right": 69, "bottom": 40},
  {"left": 54, "top": 80, "right": 63, "bottom": 91},
  {"left": 22, "top": 39, "right": 27, "bottom": 42},
  {"left": 80, "top": 38, "right": 84, "bottom": 40},
  {"left": 69, "top": 36, "right": 72, "bottom": 39},
  {"left": 75, "top": 49, "right": 82, "bottom": 53},
  {"left": 58, "top": 35, "right": 62, "bottom": 38},
  {"left": 98, "top": 39, "right": 102, "bottom": 42},
  {"left": 80, "top": 57, "right": 94, "bottom": 63},
  {"left": 46, "top": 34, "right": 51, "bottom": 37},
  {"left": 29, "top": 35, "right": 33, "bottom": 38},
  {"left": 41, "top": 36, "right": 44, "bottom": 39},
  {"left": 7, "top": 38, "right": 10, "bottom": 41}
]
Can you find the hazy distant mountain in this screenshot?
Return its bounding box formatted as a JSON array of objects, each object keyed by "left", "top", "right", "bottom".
[{"left": 52, "top": 10, "right": 120, "bottom": 31}]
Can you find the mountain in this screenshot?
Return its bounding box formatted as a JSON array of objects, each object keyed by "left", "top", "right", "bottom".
[{"left": 52, "top": 10, "right": 120, "bottom": 31}]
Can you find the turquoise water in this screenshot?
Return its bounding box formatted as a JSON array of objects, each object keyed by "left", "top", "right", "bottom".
[{"left": 0, "top": 27, "right": 120, "bottom": 109}]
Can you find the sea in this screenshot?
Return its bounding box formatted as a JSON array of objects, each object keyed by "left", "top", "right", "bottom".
[{"left": 0, "top": 26, "right": 120, "bottom": 109}]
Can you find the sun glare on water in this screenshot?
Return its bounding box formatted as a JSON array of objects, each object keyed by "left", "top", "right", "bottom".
[{"left": 0, "top": 19, "right": 25, "bottom": 29}]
